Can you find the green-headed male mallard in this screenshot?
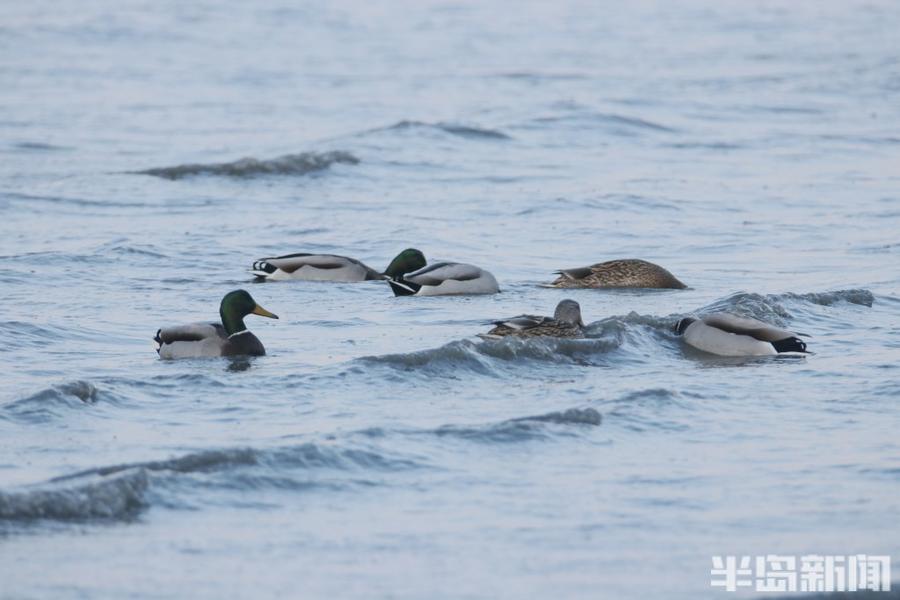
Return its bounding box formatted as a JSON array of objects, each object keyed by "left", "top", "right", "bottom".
[
  {"left": 154, "top": 289, "right": 278, "bottom": 359},
  {"left": 674, "top": 313, "right": 808, "bottom": 356},
  {"left": 250, "top": 248, "right": 426, "bottom": 282},
  {"left": 549, "top": 259, "right": 686, "bottom": 289},
  {"left": 481, "top": 299, "right": 584, "bottom": 339},
  {"left": 386, "top": 250, "right": 500, "bottom": 297}
]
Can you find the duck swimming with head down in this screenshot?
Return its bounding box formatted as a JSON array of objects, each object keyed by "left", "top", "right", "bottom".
[
  {"left": 674, "top": 312, "right": 808, "bottom": 357},
  {"left": 250, "top": 248, "right": 425, "bottom": 283},
  {"left": 386, "top": 249, "right": 500, "bottom": 296},
  {"left": 550, "top": 259, "right": 685, "bottom": 289}
]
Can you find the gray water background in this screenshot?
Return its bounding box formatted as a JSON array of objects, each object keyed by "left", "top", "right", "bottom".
[{"left": 1, "top": 1, "right": 899, "bottom": 598}]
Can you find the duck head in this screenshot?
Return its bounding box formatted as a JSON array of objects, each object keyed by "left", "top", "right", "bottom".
[
  {"left": 554, "top": 299, "right": 584, "bottom": 327},
  {"left": 220, "top": 289, "right": 278, "bottom": 335},
  {"left": 384, "top": 248, "right": 427, "bottom": 279}
]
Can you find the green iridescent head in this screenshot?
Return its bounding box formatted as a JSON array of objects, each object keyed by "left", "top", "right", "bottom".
[
  {"left": 219, "top": 289, "right": 278, "bottom": 335},
  {"left": 384, "top": 248, "right": 427, "bottom": 279}
]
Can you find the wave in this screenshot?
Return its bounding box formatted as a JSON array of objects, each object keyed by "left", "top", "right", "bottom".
[
  {"left": 3, "top": 191, "right": 146, "bottom": 209},
  {"left": 0, "top": 321, "right": 69, "bottom": 351},
  {"left": 492, "top": 71, "right": 589, "bottom": 82},
  {"left": 369, "top": 120, "right": 510, "bottom": 140},
  {"left": 528, "top": 112, "right": 676, "bottom": 134},
  {"left": 509, "top": 407, "right": 603, "bottom": 426},
  {"left": 603, "top": 388, "right": 694, "bottom": 433},
  {"left": 356, "top": 288, "right": 871, "bottom": 376},
  {"left": 776, "top": 289, "right": 874, "bottom": 307},
  {"left": 359, "top": 336, "right": 622, "bottom": 376},
  {"left": 516, "top": 194, "right": 683, "bottom": 215},
  {"left": 353, "top": 406, "right": 603, "bottom": 444},
  {"left": 1, "top": 441, "right": 419, "bottom": 524},
  {"left": 665, "top": 141, "right": 744, "bottom": 150},
  {"left": 134, "top": 150, "right": 359, "bottom": 180},
  {"left": 0, "top": 469, "right": 148, "bottom": 521},
  {"left": 11, "top": 141, "right": 73, "bottom": 152},
  {"left": 697, "top": 289, "right": 874, "bottom": 325},
  {"left": 2, "top": 380, "right": 112, "bottom": 424},
  {"left": 434, "top": 407, "right": 602, "bottom": 443},
  {"left": 52, "top": 442, "right": 418, "bottom": 484},
  {"left": 699, "top": 292, "right": 793, "bottom": 325},
  {"left": 96, "top": 241, "right": 168, "bottom": 258}
]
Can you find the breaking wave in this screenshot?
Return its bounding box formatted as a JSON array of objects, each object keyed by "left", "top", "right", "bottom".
[{"left": 135, "top": 151, "right": 359, "bottom": 180}]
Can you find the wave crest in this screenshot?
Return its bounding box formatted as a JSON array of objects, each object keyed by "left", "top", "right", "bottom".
[
  {"left": 3, "top": 380, "right": 108, "bottom": 424},
  {"left": 777, "top": 289, "right": 874, "bottom": 307},
  {"left": 135, "top": 151, "right": 359, "bottom": 180},
  {"left": 511, "top": 407, "right": 603, "bottom": 426},
  {"left": 2, "top": 442, "right": 419, "bottom": 524},
  {"left": 697, "top": 289, "right": 874, "bottom": 325},
  {"left": 434, "top": 407, "right": 602, "bottom": 443},
  {"left": 372, "top": 120, "right": 510, "bottom": 140},
  {"left": 361, "top": 337, "right": 620, "bottom": 375},
  {"left": 0, "top": 469, "right": 148, "bottom": 521}
]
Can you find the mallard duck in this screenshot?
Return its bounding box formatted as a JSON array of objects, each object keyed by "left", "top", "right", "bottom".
[
  {"left": 549, "top": 259, "right": 686, "bottom": 289},
  {"left": 674, "top": 313, "right": 808, "bottom": 356},
  {"left": 388, "top": 259, "right": 500, "bottom": 296},
  {"left": 154, "top": 290, "right": 278, "bottom": 359},
  {"left": 481, "top": 299, "right": 584, "bottom": 339},
  {"left": 250, "top": 248, "right": 426, "bottom": 282}
]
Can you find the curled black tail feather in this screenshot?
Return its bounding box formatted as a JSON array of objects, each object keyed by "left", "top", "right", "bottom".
[
  {"left": 771, "top": 337, "right": 807, "bottom": 354},
  {"left": 252, "top": 260, "right": 277, "bottom": 274}
]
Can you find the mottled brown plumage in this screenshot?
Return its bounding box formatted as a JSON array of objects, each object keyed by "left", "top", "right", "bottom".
[
  {"left": 550, "top": 259, "right": 686, "bottom": 289},
  {"left": 482, "top": 299, "right": 584, "bottom": 339}
]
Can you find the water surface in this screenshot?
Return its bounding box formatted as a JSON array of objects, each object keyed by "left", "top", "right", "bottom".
[{"left": 1, "top": 1, "right": 899, "bottom": 598}]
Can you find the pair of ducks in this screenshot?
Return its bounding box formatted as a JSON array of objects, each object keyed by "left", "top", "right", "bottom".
[
  {"left": 155, "top": 252, "right": 808, "bottom": 359},
  {"left": 485, "top": 301, "right": 808, "bottom": 358}
]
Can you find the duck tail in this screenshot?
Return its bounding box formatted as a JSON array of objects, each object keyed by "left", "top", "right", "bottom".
[
  {"left": 771, "top": 336, "right": 808, "bottom": 354},
  {"left": 250, "top": 259, "right": 277, "bottom": 278}
]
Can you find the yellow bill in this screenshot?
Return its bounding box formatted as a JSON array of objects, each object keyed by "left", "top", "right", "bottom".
[{"left": 252, "top": 304, "right": 279, "bottom": 319}]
